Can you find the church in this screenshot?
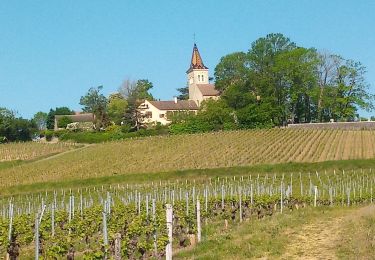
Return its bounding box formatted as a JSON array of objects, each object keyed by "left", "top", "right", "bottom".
[{"left": 138, "top": 44, "right": 220, "bottom": 125}]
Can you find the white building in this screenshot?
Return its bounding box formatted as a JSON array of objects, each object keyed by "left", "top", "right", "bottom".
[{"left": 139, "top": 44, "right": 220, "bottom": 125}]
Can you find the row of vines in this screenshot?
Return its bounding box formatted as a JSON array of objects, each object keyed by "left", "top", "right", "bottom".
[
  {"left": 2, "top": 129, "right": 375, "bottom": 189},
  {"left": 0, "top": 142, "right": 79, "bottom": 162},
  {"left": 1, "top": 169, "right": 375, "bottom": 259}
]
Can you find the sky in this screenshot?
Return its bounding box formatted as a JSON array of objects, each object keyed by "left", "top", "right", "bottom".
[{"left": 0, "top": 0, "right": 374, "bottom": 119}]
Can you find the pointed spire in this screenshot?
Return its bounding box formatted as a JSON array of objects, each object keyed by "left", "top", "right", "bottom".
[{"left": 187, "top": 43, "right": 208, "bottom": 73}]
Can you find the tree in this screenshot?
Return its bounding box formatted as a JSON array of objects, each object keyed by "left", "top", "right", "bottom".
[
  {"left": 120, "top": 79, "right": 155, "bottom": 129},
  {"left": 315, "top": 52, "right": 343, "bottom": 122},
  {"left": 214, "top": 52, "right": 248, "bottom": 92},
  {"left": 134, "top": 79, "right": 154, "bottom": 100},
  {"left": 273, "top": 47, "right": 319, "bottom": 123},
  {"left": 108, "top": 93, "right": 128, "bottom": 125},
  {"left": 80, "top": 86, "right": 109, "bottom": 129},
  {"left": 0, "top": 108, "right": 36, "bottom": 141},
  {"left": 331, "top": 60, "right": 374, "bottom": 120},
  {"left": 33, "top": 112, "right": 48, "bottom": 131},
  {"left": 57, "top": 116, "right": 73, "bottom": 128},
  {"left": 176, "top": 86, "right": 189, "bottom": 100},
  {"left": 213, "top": 33, "right": 374, "bottom": 126}
]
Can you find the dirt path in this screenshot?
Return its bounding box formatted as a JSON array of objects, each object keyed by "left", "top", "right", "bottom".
[
  {"left": 36, "top": 144, "right": 93, "bottom": 162},
  {"left": 281, "top": 205, "right": 375, "bottom": 260}
]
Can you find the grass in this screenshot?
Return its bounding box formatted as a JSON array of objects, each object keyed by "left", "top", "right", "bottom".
[
  {"left": 2, "top": 129, "right": 375, "bottom": 190},
  {"left": 175, "top": 206, "right": 348, "bottom": 259},
  {"left": 337, "top": 207, "right": 375, "bottom": 258},
  {"left": 2, "top": 157, "right": 375, "bottom": 196}
]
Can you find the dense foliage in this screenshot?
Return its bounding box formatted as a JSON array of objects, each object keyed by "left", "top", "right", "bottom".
[
  {"left": 0, "top": 108, "right": 36, "bottom": 142},
  {"left": 214, "top": 33, "right": 374, "bottom": 126},
  {"left": 172, "top": 33, "right": 374, "bottom": 134}
]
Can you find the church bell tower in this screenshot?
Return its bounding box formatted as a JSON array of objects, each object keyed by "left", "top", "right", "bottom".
[{"left": 187, "top": 44, "right": 209, "bottom": 104}]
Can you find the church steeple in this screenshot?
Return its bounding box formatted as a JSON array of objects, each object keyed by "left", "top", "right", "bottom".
[{"left": 187, "top": 43, "right": 208, "bottom": 73}]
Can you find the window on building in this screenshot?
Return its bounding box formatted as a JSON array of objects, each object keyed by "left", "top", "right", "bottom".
[
  {"left": 198, "top": 75, "right": 201, "bottom": 81},
  {"left": 159, "top": 114, "right": 165, "bottom": 118},
  {"left": 202, "top": 75, "right": 204, "bottom": 81},
  {"left": 145, "top": 111, "right": 152, "bottom": 118}
]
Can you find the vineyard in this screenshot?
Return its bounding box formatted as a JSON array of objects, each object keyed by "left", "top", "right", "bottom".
[
  {"left": 1, "top": 169, "right": 375, "bottom": 259},
  {"left": 1, "top": 129, "right": 375, "bottom": 189},
  {"left": 0, "top": 142, "right": 79, "bottom": 162}
]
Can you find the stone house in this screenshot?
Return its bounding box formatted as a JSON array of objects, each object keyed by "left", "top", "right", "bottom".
[{"left": 54, "top": 112, "right": 95, "bottom": 130}]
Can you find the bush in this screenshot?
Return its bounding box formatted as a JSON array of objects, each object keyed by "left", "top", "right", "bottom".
[
  {"left": 59, "top": 127, "right": 169, "bottom": 143},
  {"left": 44, "top": 130, "right": 54, "bottom": 141},
  {"left": 57, "top": 116, "right": 73, "bottom": 129},
  {"left": 105, "top": 124, "right": 122, "bottom": 133},
  {"left": 120, "top": 124, "right": 131, "bottom": 133}
]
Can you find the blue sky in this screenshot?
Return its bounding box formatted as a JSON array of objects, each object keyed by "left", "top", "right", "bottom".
[{"left": 1, "top": 0, "right": 374, "bottom": 118}]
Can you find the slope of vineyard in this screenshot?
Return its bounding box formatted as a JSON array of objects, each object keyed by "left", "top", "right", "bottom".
[
  {"left": 0, "top": 142, "right": 79, "bottom": 162},
  {"left": 1, "top": 129, "right": 375, "bottom": 188}
]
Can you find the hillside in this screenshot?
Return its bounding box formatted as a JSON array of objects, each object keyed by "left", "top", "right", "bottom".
[{"left": 1, "top": 128, "right": 375, "bottom": 190}]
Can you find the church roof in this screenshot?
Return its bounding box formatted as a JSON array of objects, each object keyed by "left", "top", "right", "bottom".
[
  {"left": 187, "top": 43, "right": 208, "bottom": 73},
  {"left": 149, "top": 100, "right": 199, "bottom": 110},
  {"left": 197, "top": 84, "right": 220, "bottom": 96}
]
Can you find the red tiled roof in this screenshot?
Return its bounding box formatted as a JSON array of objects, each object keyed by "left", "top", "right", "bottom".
[
  {"left": 197, "top": 84, "right": 220, "bottom": 96},
  {"left": 149, "top": 100, "right": 199, "bottom": 110},
  {"left": 187, "top": 43, "right": 208, "bottom": 73}
]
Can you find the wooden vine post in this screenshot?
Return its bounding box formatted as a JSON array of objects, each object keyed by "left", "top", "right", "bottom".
[
  {"left": 166, "top": 204, "right": 173, "bottom": 260},
  {"left": 280, "top": 181, "right": 283, "bottom": 214},
  {"left": 114, "top": 233, "right": 122, "bottom": 260},
  {"left": 102, "top": 202, "right": 109, "bottom": 258},
  {"left": 152, "top": 199, "right": 157, "bottom": 256},
  {"left": 35, "top": 214, "right": 39, "bottom": 260},
  {"left": 239, "top": 187, "right": 243, "bottom": 223},
  {"left": 314, "top": 186, "right": 318, "bottom": 207},
  {"left": 196, "top": 199, "right": 201, "bottom": 243}
]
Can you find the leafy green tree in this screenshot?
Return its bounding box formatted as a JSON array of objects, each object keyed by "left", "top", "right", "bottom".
[
  {"left": 80, "top": 86, "right": 109, "bottom": 129},
  {"left": 214, "top": 52, "right": 248, "bottom": 92},
  {"left": 134, "top": 79, "right": 154, "bottom": 100},
  {"left": 108, "top": 93, "right": 128, "bottom": 125},
  {"left": 170, "top": 99, "right": 237, "bottom": 134},
  {"left": 0, "top": 108, "right": 36, "bottom": 141},
  {"left": 330, "top": 60, "right": 374, "bottom": 120},
  {"left": 120, "top": 79, "right": 154, "bottom": 129},
  {"left": 57, "top": 116, "right": 73, "bottom": 128},
  {"left": 273, "top": 47, "right": 319, "bottom": 123},
  {"left": 214, "top": 33, "right": 374, "bottom": 126}
]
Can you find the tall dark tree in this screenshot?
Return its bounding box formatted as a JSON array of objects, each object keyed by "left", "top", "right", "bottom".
[
  {"left": 120, "top": 79, "right": 154, "bottom": 129},
  {"left": 176, "top": 86, "right": 189, "bottom": 100}
]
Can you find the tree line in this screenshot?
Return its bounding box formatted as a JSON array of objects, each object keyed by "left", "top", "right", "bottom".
[
  {"left": 172, "top": 33, "right": 374, "bottom": 132},
  {"left": 1, "top": 33, "right": 374, "bottom": 141}
]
